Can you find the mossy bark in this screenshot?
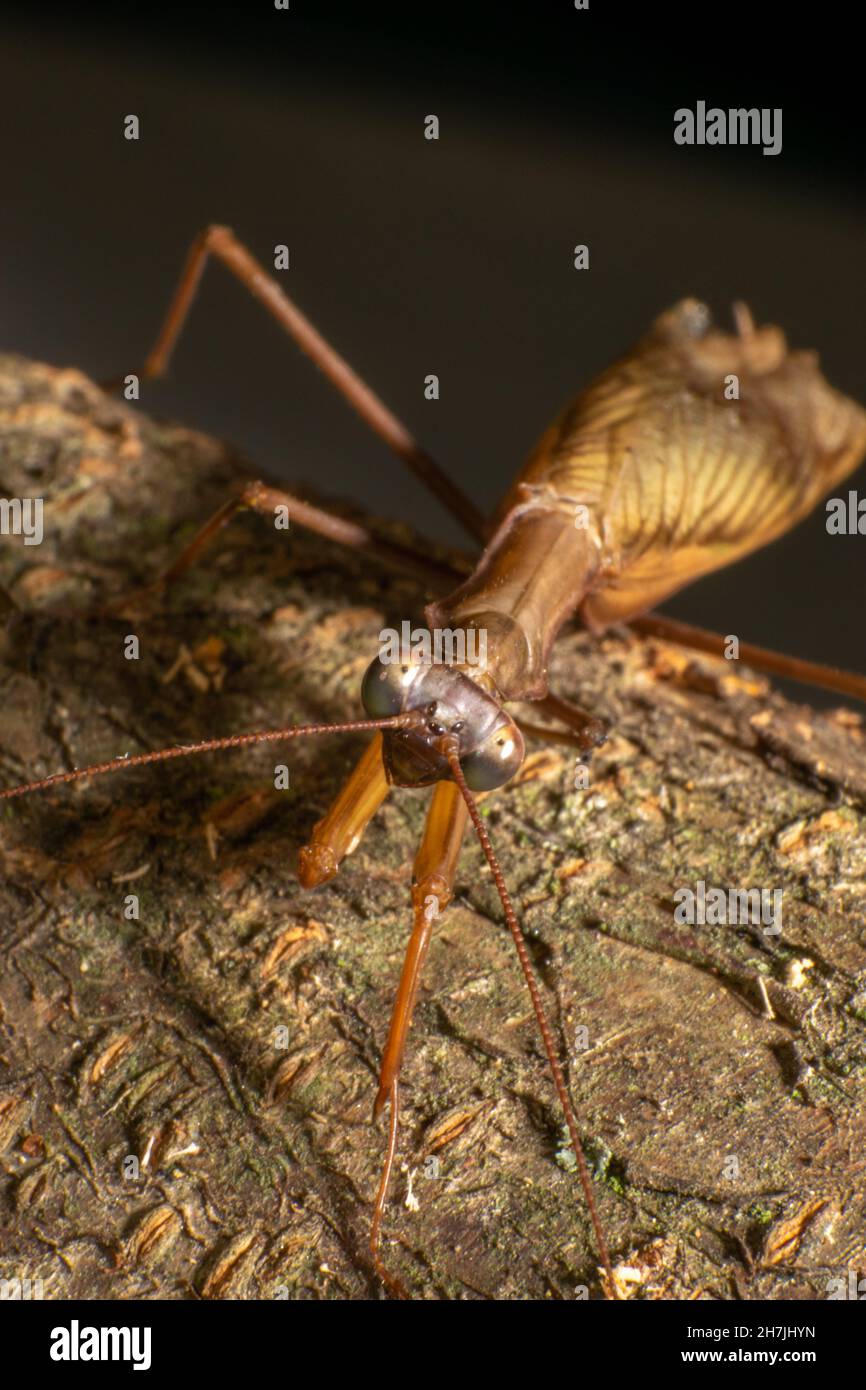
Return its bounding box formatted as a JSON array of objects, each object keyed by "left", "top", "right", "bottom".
[{"left": 1, "top": 355, "right": 865, "bottom": 1300}]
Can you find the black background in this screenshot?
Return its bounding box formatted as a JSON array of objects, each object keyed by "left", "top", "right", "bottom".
[{"left": 1, "top": 2, "right": 863, "bottom": 697}]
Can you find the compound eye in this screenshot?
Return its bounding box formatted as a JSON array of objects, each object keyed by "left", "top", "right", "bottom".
[
  {"left": 460, "top": 720, "right": 525, "bottom": 791},
  {"left": 361, "top": 656, "right": 419, "bottom": 718}
]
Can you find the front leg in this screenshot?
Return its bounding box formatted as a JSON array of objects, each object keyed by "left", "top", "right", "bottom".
[{"left": 524, "top": 690, "right": 608, "bottom": 753}]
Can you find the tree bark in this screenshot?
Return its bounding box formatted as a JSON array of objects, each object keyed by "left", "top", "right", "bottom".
[{"left": 1, "top": 354, "right": 865, "bottom": 1300}]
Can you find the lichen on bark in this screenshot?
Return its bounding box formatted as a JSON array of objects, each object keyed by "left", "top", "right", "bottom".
[{"left": 1, "top": 355, "right": 865, "bottom": 1300}]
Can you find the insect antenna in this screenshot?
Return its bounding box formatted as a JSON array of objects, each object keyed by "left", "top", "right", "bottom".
[
  {"left": 446, "top": 745, "right": 620, "bottom": 1300},
  {"left": 0, "top": 713, "right": 422, "bottom": 802}
]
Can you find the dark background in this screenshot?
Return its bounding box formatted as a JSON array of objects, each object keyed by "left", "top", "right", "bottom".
[{"left": 1, "top": 2, "right": 863, "bottom": 697}]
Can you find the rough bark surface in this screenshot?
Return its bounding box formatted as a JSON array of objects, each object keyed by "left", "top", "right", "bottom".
[{"left": 1, "top": 355, "right": 865, "bottom": 1301}]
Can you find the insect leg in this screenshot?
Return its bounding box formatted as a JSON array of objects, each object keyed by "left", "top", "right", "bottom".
[
  {"left": 102, "top": 480, "right": 468, "bottom": 616},
  {"left": 631, "top": 611, "right": 866, "bottom": 704},
  {"left": 514, "top": 719, "right": 602, "bottom": 751},
  {"left": 369, "top": 1079, "right": 407, "bottom": 1298},
  {"left": 375, "top": 780, "right": 468, "bottom": 1114},
  {"left": 369, "top": 781, "right": 468, "bottom": 1292},
  {"left": 297, "top": 733, "right": 391, "bottom": 887},
  {"left": 118, "top": 225, "right": 486, "bottom": 542},
  {"left": 531, "top": 690, "right": 608, "bottom": 751}
]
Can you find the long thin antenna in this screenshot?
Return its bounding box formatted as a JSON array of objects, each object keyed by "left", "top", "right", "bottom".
[
  {"left": 446, "top": 745, "right": 619, "bottom": 1299},
  {"left": 0, "top": 713, "right": 419, "bottom": 802}
]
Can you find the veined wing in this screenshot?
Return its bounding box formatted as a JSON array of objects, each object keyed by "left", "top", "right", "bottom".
[{"left": 500, "top": 301, "right": 866, "bottom": 627}]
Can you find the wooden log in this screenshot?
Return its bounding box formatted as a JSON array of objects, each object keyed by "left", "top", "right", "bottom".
[{"left": 1, "top": 354, "right": 865, "bottom": 1300}]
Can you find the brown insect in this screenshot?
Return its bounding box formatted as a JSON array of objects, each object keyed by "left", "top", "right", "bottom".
[{"left": 3, "top": 226, "right": 866, "bottom": 1298}]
